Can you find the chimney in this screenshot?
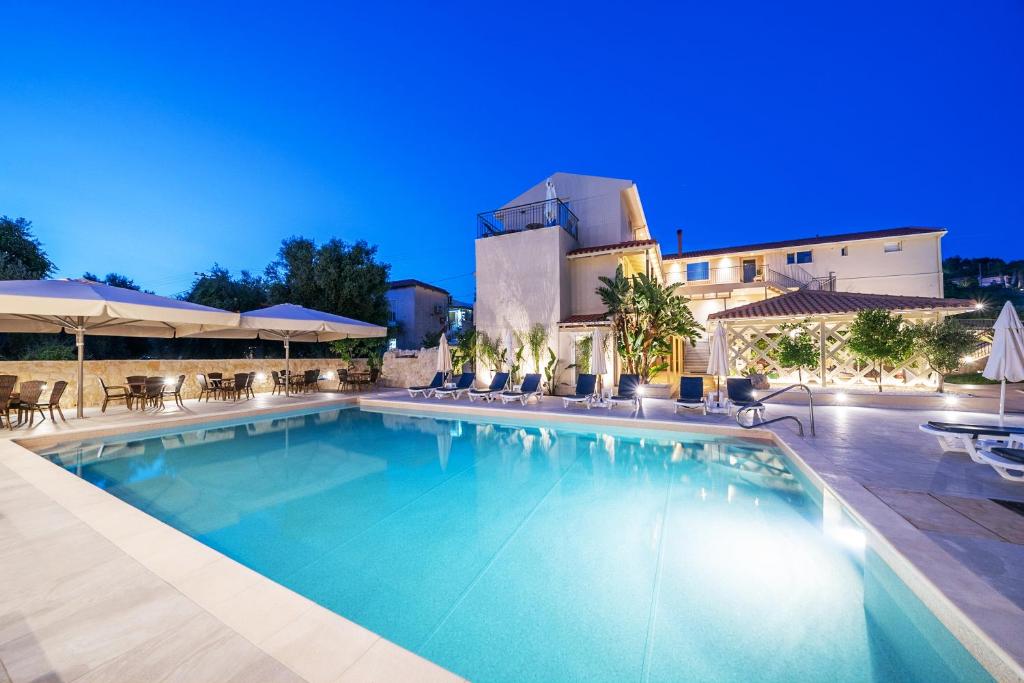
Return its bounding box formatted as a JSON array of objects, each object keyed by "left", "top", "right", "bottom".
[{"left": 676, "top": 229, "right": 683, "bottom": 256}]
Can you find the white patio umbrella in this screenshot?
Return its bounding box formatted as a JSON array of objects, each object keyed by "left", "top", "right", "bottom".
[
  {"left": 544, "top": 177, "right": 558, "bottom": 225},
  {"left": 0, "top": 279, "right": 241, "bottom": 418},
  {"left": 982, "top": 301, "right": 1024, "bottom": 425},
  {"left": 436, "top": 333, "right": 453, "bottom": 377},
  {"left": 707, "top": 323, "right": 730, "bottom": 399},
  {"left": 591, "top": 328, "right": 609, "bottom": 394},
  {"left": 186, "top": 303, "right": 386, "bottom": 396}
]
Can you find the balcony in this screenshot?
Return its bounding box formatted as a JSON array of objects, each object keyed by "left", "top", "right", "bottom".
[
  {"left": 677, "top": 264, "right": 836, "bottom": 294},
  {"left": 477, "top": 199, "right": 579, "bottom": 241}
]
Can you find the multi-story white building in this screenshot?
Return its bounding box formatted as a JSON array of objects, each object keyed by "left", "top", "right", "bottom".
[{"left": 474, "top": 172, "right": 970, "bottom": 392}]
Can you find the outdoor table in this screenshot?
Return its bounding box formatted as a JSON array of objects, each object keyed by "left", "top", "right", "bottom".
[{"left": 214, "top": 376, "right": 236, "bottom": 399}]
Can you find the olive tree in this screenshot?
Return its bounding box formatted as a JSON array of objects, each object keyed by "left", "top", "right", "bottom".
[
  {"left": 771, "top": 322, "right": 819, "bottom": 383},
  {"left": 846, "top": 309, "right": 915, "bottom": 392},
  {"left": 913, "top": 318, "right": 977, "bottom": 392}
]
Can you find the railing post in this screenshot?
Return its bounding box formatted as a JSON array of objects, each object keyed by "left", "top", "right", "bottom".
[{"left": 818, "top": 321, "right": 827, "bottom": 387}]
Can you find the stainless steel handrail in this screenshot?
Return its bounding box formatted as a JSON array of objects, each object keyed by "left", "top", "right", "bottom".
[{"left": 735, "top": 383, "right": 815, "bottom": 436}]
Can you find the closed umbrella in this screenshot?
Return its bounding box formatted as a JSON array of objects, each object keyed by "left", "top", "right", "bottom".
[
  {"left": 544, "top": 178, "right": 558, "bottom": 226},
  {"left": 187, "top": 303, "right": 386, "bottom": 396},
  {"left": 707, "top": 323, "right": 730, "bottom": 399},
  {"left": 436, "top": 333, "right": 453, "bottom": 377},
  {"left": 982, "top": 301, "right": 1024, "bottom": 425},
  {"left": 592, "top": 328, "right": 608, "bottom": 395},
  {"left": 0, "top": 279, "right": 241, "bottom": 418}
]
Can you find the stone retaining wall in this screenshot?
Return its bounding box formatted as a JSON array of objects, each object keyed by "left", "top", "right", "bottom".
[
  {"left": 380, "top": 348, "right": 442, "bottom": 388},
  {"left": 0, "top": 358, "right": 351, "bottom": 409}
]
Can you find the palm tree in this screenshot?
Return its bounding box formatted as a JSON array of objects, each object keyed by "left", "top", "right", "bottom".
[{"left": 596, "top": 266, "right": 702, "bottom": 382}]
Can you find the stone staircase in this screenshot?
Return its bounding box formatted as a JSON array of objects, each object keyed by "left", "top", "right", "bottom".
[{"left": 683, "top": 338, "right": 711, "bottom": 374}]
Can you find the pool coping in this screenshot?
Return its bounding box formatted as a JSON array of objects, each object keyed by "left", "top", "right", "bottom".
[
  {"left": 4, "top": 395, "right": 1023, "bottom": 682},
  {"left": 358, "top": 397, "right": 1024, "bottom": 683},
  {"left": 0, "top": 396, "right": 467, "bottom": 683}
]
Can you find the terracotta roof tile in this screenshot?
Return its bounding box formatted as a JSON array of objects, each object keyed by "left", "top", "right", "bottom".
[
  {"left": 567, "top": 239, "right": 658, "bottom": 257},
  {"left": 707, "top": 290, "right": 975, "bottom": 320},
  {"left": 559, "top": 313, "right": 610, "bottom": 325},
  {"left": 663, "top": 227, "right": 944, "bottom": 260}
]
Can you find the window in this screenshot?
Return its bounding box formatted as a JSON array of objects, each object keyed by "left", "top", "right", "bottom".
[
  {"left": 786, "top": 250, "right": 812, "bottom": 264},
  {"left": 840, "top": 246, "right": 848, "bottom": 256},
  {"left": 883, "top": 241, "right": 902, "bottom": 253},
  {"left": 387, "top": 338, "right": 397, "bottom": 350},
  {"left": 686, "top": 261, "right": 710, "bottom": 281}
]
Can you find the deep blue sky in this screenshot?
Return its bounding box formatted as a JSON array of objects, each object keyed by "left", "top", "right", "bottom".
[{"left": 2, "top": 1, "right": 1022, "bottom": 302}]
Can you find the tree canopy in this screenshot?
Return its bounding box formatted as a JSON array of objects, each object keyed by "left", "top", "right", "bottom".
[
  {"left": 847, "top": 309, "right": 915, "bottom": 392},
  {"left": 913, "top": 318, "right": 977, "bottom": 392},
  {"left": 185, "top": 265, "right": 266, "bottom": 312},
  {"left": 265, "top": 237, "right": 390, "bottom": 326},
  {"left": 771, "top": 322, "right": 819, "bottom": 382},
  {"left": 0, "top": 216, "right": 54, "bottom": 280}
]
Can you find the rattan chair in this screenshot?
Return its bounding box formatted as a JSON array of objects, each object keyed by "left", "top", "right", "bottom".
[
  {"left": 196, "top": 374, "right": 216, "bottom": 402},
  {"left": 126, "top": 375, "right": 147, "bottom": 410},
  {"left": 98, "top": 376, "right": 130, "bottom": 412},
  {"left": 271, "top": 371, "right": 287, "bottom": 395},
  {"left": 141, "top": 377, "right": 165, "bottom": 410},
  {"left": 15, "top": 381, "right": 46, "bottom": 426},
  {"left": 0, "top": 375, "right": 17, "bottom": 428},
  {"left": 231, "top": 373, "right": 249, "bottom": 400},
  {"left": 304, "top": 369, "right": 320, "bottom": 393},
  {"left": 162, "top": 375, "right": 186, "bottom": 407}
]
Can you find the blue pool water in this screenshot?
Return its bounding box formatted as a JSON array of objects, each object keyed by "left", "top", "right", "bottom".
[{"left": 42, "top": 406, "right": 991, "bottom": 682}]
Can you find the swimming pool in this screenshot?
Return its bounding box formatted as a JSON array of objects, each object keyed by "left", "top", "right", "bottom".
[{"left": 40, "top": 406, "right": 992, "bottom": 682}]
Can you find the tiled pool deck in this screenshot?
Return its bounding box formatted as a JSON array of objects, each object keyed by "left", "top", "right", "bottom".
[{"left": 1, "top": 389, "right": 1023, "bottom": 682}]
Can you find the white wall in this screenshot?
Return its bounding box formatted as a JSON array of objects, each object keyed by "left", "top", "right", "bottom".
[
  {"left": 569, "top": 254, "right": 619, "bottom": 315},
  {"left": 475, "top": 227, "right": 574, "bottom": 349},
  {"left": 667, "top": 234, "right": 945, "bottom": 297},
  {"left": 501, "top": 172, "right": 635, "bottom": 247}
]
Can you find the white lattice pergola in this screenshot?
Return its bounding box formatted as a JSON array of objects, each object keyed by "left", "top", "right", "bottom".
[
  {"left": 707, "top": 290, "right": 978, "bottom": 390},
  {"left": 723, "top": 317, "right": 938, "bottom": 389}
]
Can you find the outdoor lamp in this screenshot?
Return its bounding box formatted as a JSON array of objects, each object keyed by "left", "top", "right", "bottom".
[{"left": 256, "top": 372, "right": 267, "bottom": 382}]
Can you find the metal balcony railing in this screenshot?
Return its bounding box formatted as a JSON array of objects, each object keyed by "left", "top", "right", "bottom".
[
  {"left": 477, "top": 199, "right": 579, "bottom": 241},
  {"left": 681, "top": 264, "right": 836, "bottom": 292}
]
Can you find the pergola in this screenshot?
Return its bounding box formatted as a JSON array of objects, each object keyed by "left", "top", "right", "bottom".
[{"left": 706, "top": 290, "right": 976, "bottom": 389}]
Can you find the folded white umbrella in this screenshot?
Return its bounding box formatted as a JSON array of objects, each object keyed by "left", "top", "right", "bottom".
[
  {"left": 186, "top": 303, "right": 386, "bottom": 395},
  {"left": 982, "top": 301, "right": 1024, "bottom": 424},
  {"left": 706, "top": 323, "right": 730, "bottom": 398},
  {"left": 436, "top": 333, "right": 453, "bottom": 376},
  {"left": 0, "top": 279, "right": 241, "bottom": 417},
  {"left": 544, "top": 178, "right": 558, "bottom": 225},
  {"left": 591, "top": 328, "right": 609, "bottom": 395}
]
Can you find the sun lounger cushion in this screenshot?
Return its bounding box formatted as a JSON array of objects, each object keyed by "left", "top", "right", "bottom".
[
  {"left": 991, "top": 447, "right": 1024, "bottom": 465},
  {"left": 926, "top": 421, "right": 1024, "bottom": 437}
]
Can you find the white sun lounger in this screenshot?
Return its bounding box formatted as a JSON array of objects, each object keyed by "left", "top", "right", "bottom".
[
  {"left": 918, "top": 422, "right": 1023, "bottom": 464},
  {"left": 976, "top": 445, "right": 1024, "bottom": 482}
]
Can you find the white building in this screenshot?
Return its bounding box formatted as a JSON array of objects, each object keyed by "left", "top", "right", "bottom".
[{"left": 474, "top": 172, "right": 969, "bottom": 393}]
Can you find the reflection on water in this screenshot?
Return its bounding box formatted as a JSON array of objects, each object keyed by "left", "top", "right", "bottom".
[{"left": 36, "top": 407, "right": 990, "bottom": 683}]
